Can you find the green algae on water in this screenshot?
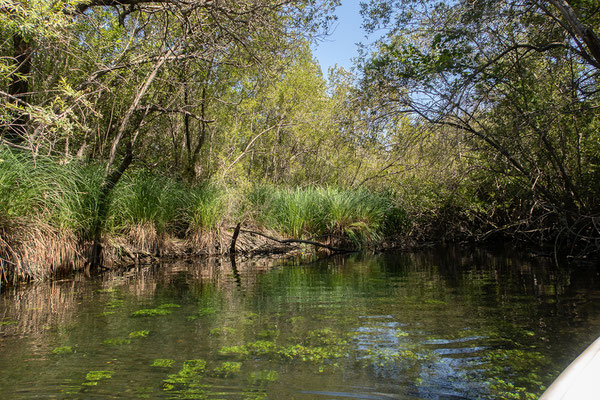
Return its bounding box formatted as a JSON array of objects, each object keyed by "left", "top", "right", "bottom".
[
  {"left": 82, "top": 370, "right": 113, "bottom": 386},
  {"left": 158, "top": 303, "right": 181, "bottom": 309},
  {"left": 129, "top": 330, "right": 150, "bottom": 338},
  {"left": 105, "top": 299, "right": 124, "bottom": 309},
  {"left": 51, "top": 346, "right": 73, "bottom": 355},
  {"left": 187, "top": 307, "right": 217, "bottom": 321},
  {"left": 152, "top": 358, "right": 175, "bottom": 368},
  {"left": 132, "top": 308, "right": 172, "bottom": 317},
  {"left": 257, "top": 329, "right": 278, "bottom": 339},
  {"left": 209, "top": 327, "right": 237, "bottom": 336},
  {"left": 209, "top": 361, "right": 242, "bottom": 378},
  {"left": 98, "top": 311, "right": 116, "bottom": 317},
  {"left": 219, "top": 340, "right": 277, "bottom": 358},
  {"left": 248, "top": 370, "right": 280, "bottom": 385},
  {"left": 103, "top": 338, "right": 131, "bottom": 346},
  {"left": 163, "top": 359, "right": 207, "bottom": 390}
]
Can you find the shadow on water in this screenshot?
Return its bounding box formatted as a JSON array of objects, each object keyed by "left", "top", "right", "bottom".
[{"left": 0, "top": 246, "right": 599, "bottom": 399}]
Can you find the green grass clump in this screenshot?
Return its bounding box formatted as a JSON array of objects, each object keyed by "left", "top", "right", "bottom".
[
  {"left": 108, "top": 171, "right": 189, "bottom": 235},
  {"left": 186, "top": 182, "right": 227, "bottom": 233},
  {"left": 246, "top": 185, "right": 406, "bottom": 247},
  {"left": 0, "top": 146, "right": 104, "bottom": 234}
]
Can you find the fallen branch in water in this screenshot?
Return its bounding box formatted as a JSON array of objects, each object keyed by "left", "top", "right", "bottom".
[{"left": 232, "top": 227, "right": 357, "bottom": 253}]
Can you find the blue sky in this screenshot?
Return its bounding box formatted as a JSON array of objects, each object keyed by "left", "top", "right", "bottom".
[{"left": 311, "top": 1, "right": 368, "bottom": 76}]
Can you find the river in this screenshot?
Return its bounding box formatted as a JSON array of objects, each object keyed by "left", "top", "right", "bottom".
[{"left": 0, "top": 246, "right": 598, "bottom": 399}]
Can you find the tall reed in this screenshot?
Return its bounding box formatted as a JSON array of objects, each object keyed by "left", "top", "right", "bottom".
[
  {"left": 247, "top": 186, "right": 406, "bottom": 247},
  {"left": 186, "top": 182, "right": 227, "bottom": 234},
  {"left": 0, "top": 147, "right": 102, "bottom": 281}
]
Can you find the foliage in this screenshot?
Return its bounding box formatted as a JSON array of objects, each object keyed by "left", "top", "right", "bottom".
[
  {"left": 358, "top": 0, "right": 600, "bottom": 252},
  {"left": 2, "top": 0, "right": 600, "bottom": 281}
]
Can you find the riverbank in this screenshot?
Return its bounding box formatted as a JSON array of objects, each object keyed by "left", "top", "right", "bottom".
[
  {"left": 0, "top": 147, "right": 410, "bottom": 284},
  {"left": 1, "top": 146, "right": 596, "bottom": 285}
]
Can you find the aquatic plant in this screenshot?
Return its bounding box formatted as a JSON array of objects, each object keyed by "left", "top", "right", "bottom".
[
  {"left": 220, "top": 340, "right": 278, "bottom": 358},
  {"left": 218, "top": 334, "right": 350, "bottom": 373},
  {"left": 129, "top": 330, "right": 150, "bottom": 338},
  {"left": 243, "top": 393, "right": 267, "bottom": 400},
  {"left": 481, "top": 348, "right": 553, "bottom": 399},
  {"left": 163, "top": 359, "right": 207, "bottom": 391},
  {"left": 105, "top": 299, "right": 124, "bottom": 309},
  {"left": 151, "top": 359, "right": 175, "bottom": 368},
  {"left": 51, "top": 346, "right": 73, "bottom": 355},
  {"left": 257, "top": 329, "right": 278, "bottom": 339},
  {"left": 187, "top": 306, "right": 217, "bottom": 320},
  {"left": 209, "top": 362, "right": 242, "bottom": 378},
  {"left": 279, "top": 343, "right": 346, "bottom": 365},
  {"left": 158, "top": 303, "right": 181, "bottom": 309},
  {"left": 98, "top": 311, "right": 115, "bottom": 316},
  {"left": 305, "top": 328, "right": 347, "bottom": 346},
  {"left": 82, "top": 370, "right": 113, "bottom": 386},
  {"left": 248, "top": 370, "right": 280, "bottom": 385},
  {"left": 394, "top": 329, "right": 409, "bottom": 337},
  {"left": 103, "top": 338, "right": 131, "bottom": 346},
  {"left": 209, "top": 327, "right": 237, "bottom": 336},
  {"left": 132, "top": 308, "right": 172, "bottom": 317}
]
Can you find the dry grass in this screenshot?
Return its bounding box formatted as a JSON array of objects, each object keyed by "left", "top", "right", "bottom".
[
  {"left": 187, "top": 228, "right": 227, "bottom": 256},
  {"left": 127, "top": 222, "right": 160, "bottom": 254},
  {"left": 0, "top": 219, "right": 85, "bottom": 283}
]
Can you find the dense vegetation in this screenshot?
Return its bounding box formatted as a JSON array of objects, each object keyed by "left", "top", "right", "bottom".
[{"left": 1, "top": 0, "right": 599, "bottom": 282}]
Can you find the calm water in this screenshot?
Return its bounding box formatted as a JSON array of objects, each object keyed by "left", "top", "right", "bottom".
[{"left": 0, "top": 247, "right": 599, "bottom": 399}]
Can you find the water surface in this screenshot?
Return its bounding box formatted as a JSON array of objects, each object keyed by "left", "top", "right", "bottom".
[{"left": 1, "top": 247, "right": 599, "bottom": 399}]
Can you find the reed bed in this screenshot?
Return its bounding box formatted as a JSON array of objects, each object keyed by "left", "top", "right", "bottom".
[
  {"left": 0, "top": 148, "right": 99, "bottom": 282},
  {"left": 0, "top": 146, "right": 408, "bottom": 283},
  {"left": 247, "top": 186, "right": 406, "bottom": 247},
  {"left": 186, "top": 182, "right": 228, "bottom": 250}
]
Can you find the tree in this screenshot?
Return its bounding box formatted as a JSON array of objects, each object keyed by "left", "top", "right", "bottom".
[
  {"left": 1, "top": 0, "right": 81, "bottom": 145},
  {"left": 358, "top": 0, "right": 600, "bottom": 253},
  {"left": 2, "top": 0, "right": 340, "bottom": 265}
]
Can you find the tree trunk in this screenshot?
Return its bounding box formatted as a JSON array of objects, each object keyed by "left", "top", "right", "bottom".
[
  {"left": 4, "top": 34, "right": 32, "bottom": 144},
  {"left": 89, "top": 47, "right": 171, "bottom": 268},
  {"left": 548, "top": 0, "right": 600, "bottom": 69}
]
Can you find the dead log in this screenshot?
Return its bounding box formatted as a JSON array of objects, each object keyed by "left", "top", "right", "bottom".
[{"left": 235, "top": 228, "right": 357, "bottom": 254}]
